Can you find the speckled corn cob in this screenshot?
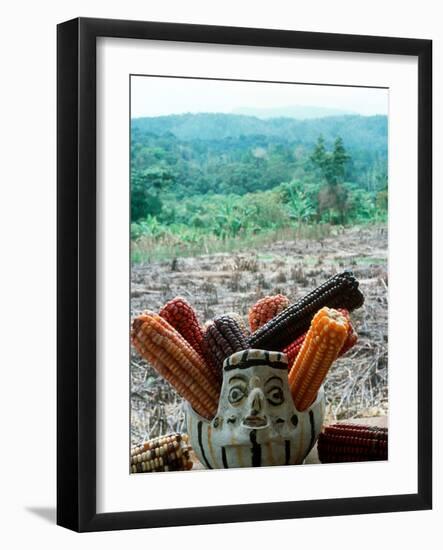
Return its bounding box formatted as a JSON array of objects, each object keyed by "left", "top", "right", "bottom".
[
  {"left": 248, "top": 294, "right": 290, "bottom": 332},
  {"left": 283, "top": 308, "right": 358, "bottom": 365},
  {"left": 317, "top": 424, "right": 388, "bottom": 463},
  {"left": 159, "top": 297, "right": 205, "bottom": 359},
  {"left": 248, "top": 271, "right": 364, "bottom": 351},
  {"left": 202, "top": 315, "right": 248, "bottom": 376},
  {"left": 131, "top": 312, "right": 219, "bottom": 419},
  {"left": 131, "top": 433, "right": 193, "bottom": 473},
  {"left": 289, "top": 307, "right": 349, "bottom": 411}
]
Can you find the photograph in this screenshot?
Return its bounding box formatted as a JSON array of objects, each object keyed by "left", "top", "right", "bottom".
[
  {"left": 52, "top": 12, "right": 432, "bottom": 535},
  {"left": 129, "top": 75, "right": 389, "bottom": 472}
]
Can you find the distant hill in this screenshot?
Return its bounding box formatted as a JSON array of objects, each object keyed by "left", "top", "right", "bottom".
[
  {"left": 232, "top": 105, "right": 357, "bottom": 119},
  {"left": 131, "top": 112, "right": 387, "bottom": 198},
  {"left": 131, "top": 112, "right": 387, "bottom": 152}
]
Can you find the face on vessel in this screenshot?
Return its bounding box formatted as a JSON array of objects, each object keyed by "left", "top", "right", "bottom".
[
  {"left": 187, "top": 349, "right": 325, "bottom": 468},
  {"left": 211, "top": 349, "right": 301, "bottom": 446}
]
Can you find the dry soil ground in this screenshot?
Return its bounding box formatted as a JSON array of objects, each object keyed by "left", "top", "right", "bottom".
[{"left": 131, "top": 224, "right": 388, "bottom": 448}]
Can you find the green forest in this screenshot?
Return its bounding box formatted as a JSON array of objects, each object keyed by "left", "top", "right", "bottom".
[{"left": 131, "top": 113, "right": 388, "bottom": 262}]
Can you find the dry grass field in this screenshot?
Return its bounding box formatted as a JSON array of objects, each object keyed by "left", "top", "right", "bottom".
[{"left": 131, "top": 224, "right": 388, "bottom": 448}]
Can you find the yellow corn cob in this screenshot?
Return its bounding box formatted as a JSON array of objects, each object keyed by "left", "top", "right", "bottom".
[
  {"left": 131, "top": 433, "right": 193, "bottom": 473},
  {"left": 132, "top": 312, "right": 219, "bottom": 419},
  {"left": 289, "top": 307, "right": 349, "bottom": 411}
]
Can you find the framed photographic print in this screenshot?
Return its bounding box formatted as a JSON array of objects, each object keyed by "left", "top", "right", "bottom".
[{"left": 57, "top": 18, "right": 432, "bottom": 532}]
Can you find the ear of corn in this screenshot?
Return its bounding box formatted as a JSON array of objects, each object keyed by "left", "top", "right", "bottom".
[
  {"left": 283, "top": 308, "right": 358, "bottom": 365},
  {"left": 337, "top": 308, "right": 358, "bottom": 355},
  {"left": 248, "top": 294, "right": 290, "bottom": 332},
  {"left": 225, "top": 311, "right": 250, "bottom": 337},
  {"left": 202, "top": 315, "right": 248, "bottom": 376},
  {"left": 283, "top": 333, "right": 307, "bottom": 366},
  {"left": 159, "top": 297, "right": 205, "bottom": 360},
  {"left": 289, "top": 307, "right": 349, "bottom": 411},
  {"left": 317, "top": 423, "right": 388, "bottom": 463},
  {"left": 248, "top": 271, "right": 364, "bottom": 351},
  {"left": 131, "top": 433, "right": 193, "bottom": 473},
  {"left": 131, "top": 312, "right": 219, "bottom": 419}
]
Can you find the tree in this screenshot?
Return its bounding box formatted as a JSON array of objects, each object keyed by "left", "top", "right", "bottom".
[
  {"left": 281, "top": 180, "right": 315, "bottom": 228},
  {"left": 310, "top": 135, "right": 328, "bottom": 176},
  {"left": 311, "top": 136, "right": 351, "bottom": 223},
  {"left": 331, "top": 137, "right": 350, "bottom": 184},
  {"left": 375, "top": 179, "right": 388, "bottom": 220},
  {"left": 131, "top": 167, "right": 174, "bottom": 222}
]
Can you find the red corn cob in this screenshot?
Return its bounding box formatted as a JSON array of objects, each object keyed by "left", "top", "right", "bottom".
[
  {"left": 248, "top": 294, "right": 290, "bottom": 332},
  {"left": 159, "top": 297, "right": 205, "bottom": 359},
  {"left": 283, "top": 333, "right": 306, "bottom": 366},
  {"left": 317, "top": 423, "right": 388, "bottom": 463}
]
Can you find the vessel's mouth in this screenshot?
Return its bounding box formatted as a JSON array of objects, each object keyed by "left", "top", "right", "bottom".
[{"left": 242, "top": 415, "right": 268, "bottom": 428}]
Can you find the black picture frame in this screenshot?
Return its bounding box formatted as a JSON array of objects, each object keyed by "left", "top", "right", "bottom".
[{"left": 57, "top": 17, "right": 432, "bottom": 532}]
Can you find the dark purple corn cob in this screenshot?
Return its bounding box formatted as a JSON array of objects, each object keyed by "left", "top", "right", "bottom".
[
  {"left": 203, "top": 315, "right": 248, "bottom": 377},
  {"left": 248, "top": 271, "right": 364, "bottom": 352},
  {"left": 317, "top": 423, "right": 388, "bottom": 463}
]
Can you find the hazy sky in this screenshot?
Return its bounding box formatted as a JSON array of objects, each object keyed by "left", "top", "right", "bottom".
[{"left": 131, "top": 76, "right": 388, "bottom": 118}]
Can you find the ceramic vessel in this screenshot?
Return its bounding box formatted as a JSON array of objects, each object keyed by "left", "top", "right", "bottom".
[{"left": 186, "top": 349, "right": 325, "bottom": 468}]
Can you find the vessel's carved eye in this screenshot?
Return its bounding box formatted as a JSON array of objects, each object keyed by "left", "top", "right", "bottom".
[
  {"left": 267, "top": 386, "right": 284, "bottom": 406},
  {"left": 228, "top": 385, "right": 247, "bottom": 405}
]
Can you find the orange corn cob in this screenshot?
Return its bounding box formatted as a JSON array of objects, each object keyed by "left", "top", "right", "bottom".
[
  {"left": 289, "top": 307, "right": 349, "bottom": 411},
  {"left": 248, "top": 294, "right": 290, "bottom": 332},
  {"left": 283, "top": 308, "right": 357, "bottom": 365},
  {"left": 159, "top": 297, "right": 205, "bottom": 359},
  {"left": 153, "top": 313, "right": 220, "bottom": 390},
  {"left": 131, "top": 312, "right": 219, "bottom": 419}
]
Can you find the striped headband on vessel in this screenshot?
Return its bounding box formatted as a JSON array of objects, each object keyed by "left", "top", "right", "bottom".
[{"left": 223, "top": 349, "right": 288, "bottom": 371}]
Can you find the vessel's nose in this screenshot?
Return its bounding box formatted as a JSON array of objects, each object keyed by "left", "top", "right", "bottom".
[{"left": 248, "top": 388, "right": 265, "bottom": 416}]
